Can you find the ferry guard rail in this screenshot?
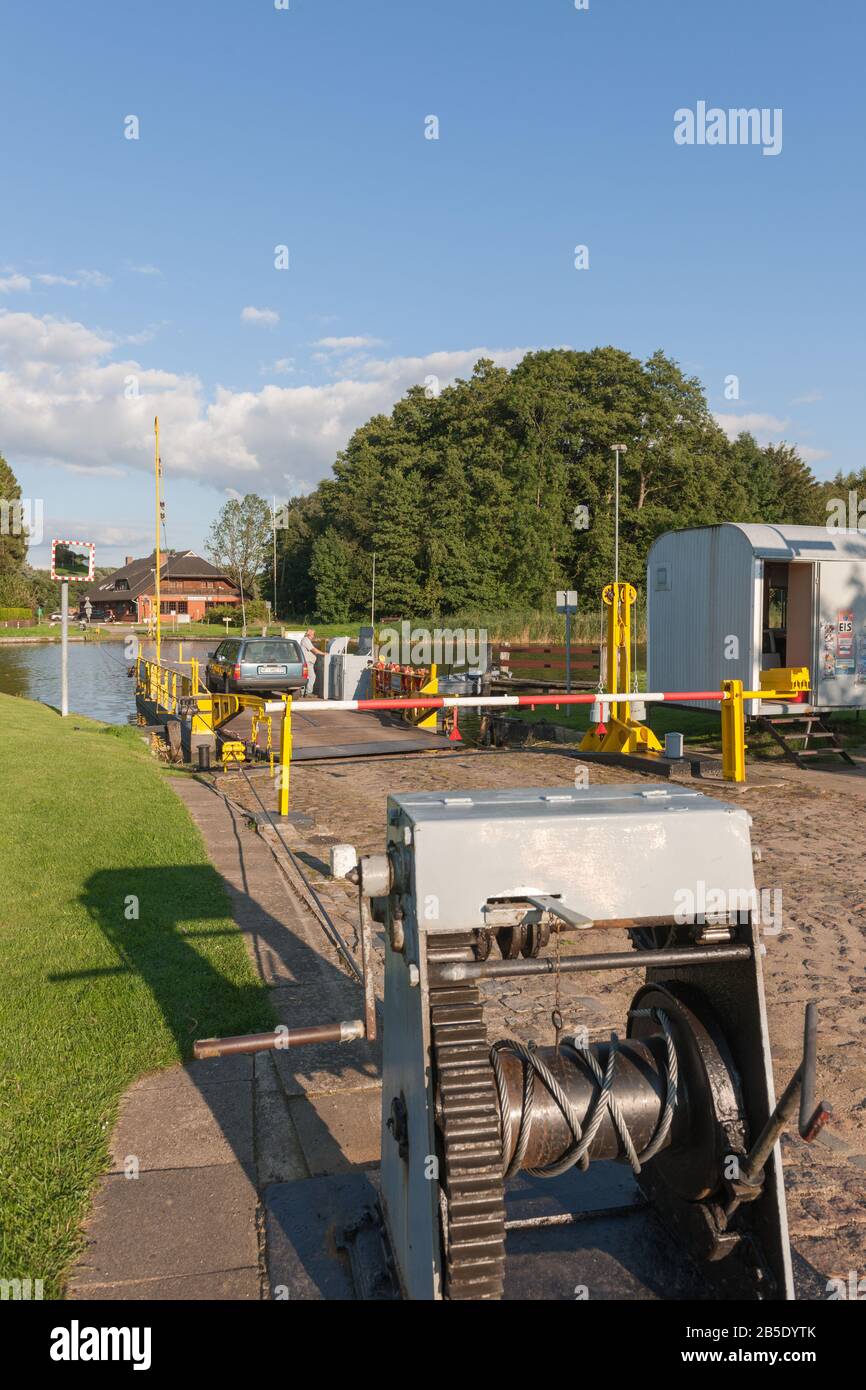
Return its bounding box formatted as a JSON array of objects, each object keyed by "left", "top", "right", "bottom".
[{"left": 134, "top": 651, "right": 811, "bottom": 795}]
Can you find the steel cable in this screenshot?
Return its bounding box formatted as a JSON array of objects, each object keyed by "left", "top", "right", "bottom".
[{"left": 490, "top": 1007, "right": 678, "bottom": 1180}]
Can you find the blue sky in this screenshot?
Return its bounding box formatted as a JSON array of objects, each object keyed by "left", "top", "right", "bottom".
[{"left": 1, "top": 0, "right": 863, "bottom": 567}]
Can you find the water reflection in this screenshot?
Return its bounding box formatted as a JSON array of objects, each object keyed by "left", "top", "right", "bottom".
[{"left": 0, "top": 638, "right": 216, "bottom": 725}]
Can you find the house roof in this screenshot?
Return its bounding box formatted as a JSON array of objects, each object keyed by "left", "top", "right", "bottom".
[{"left": 83, "top": 550, "right": 239, "bottom": 602}]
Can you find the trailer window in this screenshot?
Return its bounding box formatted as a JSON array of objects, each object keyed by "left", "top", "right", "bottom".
[{"left": 653, "top": 564, "right": 671, "bottom": 591}]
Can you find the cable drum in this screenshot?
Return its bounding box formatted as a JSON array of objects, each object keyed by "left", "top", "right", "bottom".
[{"left": 490, "top": 1009, "right": 679, "bottom": 1179}]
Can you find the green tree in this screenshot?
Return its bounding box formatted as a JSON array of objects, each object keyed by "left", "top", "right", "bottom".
[
  {"left": 310, "top": 528, "right": 353, "bottom": 623},
  {"left": 0, "top": 454, "right": 27, "bottom": 577},
  {"left": 205, "top": 494, "right": 271, "bottom": 633},
  {"left": 264, "top": 347, "right": 827, "bottom": 623}
]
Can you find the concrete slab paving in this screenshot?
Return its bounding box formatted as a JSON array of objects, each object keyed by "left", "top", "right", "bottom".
[
  {"left": 71, "top": 1269, "right": 261, "bottom": 1301},
  {"left": 109, "top": 1077, "right": 254, "bottom": 1175},
  {"left": 71, "top": 1165, "right": 260, "bottom": 1289},
  {"left": 287, "top": 1088, "right": 382, "bottom": 1176},
  {"left": 255, "top": 1088, "right": 310, "bottom": 1186}
]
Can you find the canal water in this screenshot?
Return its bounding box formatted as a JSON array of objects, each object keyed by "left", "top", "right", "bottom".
[{"left": 0, "top": 639, "right": 214, "bottom": 724}]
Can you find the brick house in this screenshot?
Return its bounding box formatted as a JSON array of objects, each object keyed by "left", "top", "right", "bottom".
[{"left": 80, "top": 550, "right": 243, "bottom": 623}]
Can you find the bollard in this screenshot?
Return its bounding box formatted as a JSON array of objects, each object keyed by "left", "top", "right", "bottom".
[
  {"left": 197, "top": 744, "right": 211, "bottom": 771},
  {"left": 721, "top": 679, "right": 746, "bottom": 783},
  {"left": 278, "top": 696, "right": 292, "bottom": 816}
]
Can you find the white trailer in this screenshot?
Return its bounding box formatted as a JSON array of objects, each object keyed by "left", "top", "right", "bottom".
[{"left": 647, "top": 523, "right": 866, "bottom": 714}]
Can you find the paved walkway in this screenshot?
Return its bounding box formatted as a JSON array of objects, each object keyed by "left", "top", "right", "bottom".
[{"left": 69, "top": 777, "right": 379, "bottom": 1300}]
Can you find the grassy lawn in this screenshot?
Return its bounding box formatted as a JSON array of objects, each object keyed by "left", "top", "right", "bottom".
[
  {"left": 0, "top": 694, "right": 273, "bottom": 1295},
  {"left": 515, "top": 698, "right": 723, "bottom": 748},
  {"left": 0, "top": 624, "right": 111, "bottom": 642},
  {"left": 514, "top": 688, "right": 866, "bottom": 757}
]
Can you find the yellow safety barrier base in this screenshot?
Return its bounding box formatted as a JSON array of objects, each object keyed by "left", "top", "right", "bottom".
[
  {"left": 414, "top": 663, "right": 438, "bottom": 730},
  {"left": 580, "top": 581, "right": 662, "bottom": 756}
]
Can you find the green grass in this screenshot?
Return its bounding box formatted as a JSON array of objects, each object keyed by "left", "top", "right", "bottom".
[
  {"left": 514, "top": 697, "right": 723, "bottom": 748},
  {"left": 0, "top": 624, "right": 111, "bottom": 641},
  {"left": 0, "top": 694, "right": 274, "bottom": 1295},
  {"left": 513, "top": 681, "right": 866, "bottom": 757}
]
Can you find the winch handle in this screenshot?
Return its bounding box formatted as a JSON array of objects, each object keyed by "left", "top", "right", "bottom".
[{"left": 798, "top": 1002, "right": 831, "bottom": 1142}]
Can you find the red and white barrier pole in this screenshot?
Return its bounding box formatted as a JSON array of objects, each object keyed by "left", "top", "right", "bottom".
[{"left": 278, "top": 690, "right": 727, "bottom": 714}]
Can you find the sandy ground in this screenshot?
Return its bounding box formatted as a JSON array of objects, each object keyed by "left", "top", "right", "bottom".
[{"left": 215, "top": 740, "right": 866, "bottom": 1291}]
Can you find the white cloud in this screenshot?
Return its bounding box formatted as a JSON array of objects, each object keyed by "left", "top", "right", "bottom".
[
  {"left": 261, "top": 357, "right": 295, "bottom": 376},
  {"left": 0, "top": 307, "right": 530, "bottom": 496},
  {"left": 315, "top": 335, "right": 384, "bottom": 351},
  {"left": 64, "top": 463, "right": 127, "bottom": 477},
  {"left": 130, "top": 264, "right": 162, "bottom": 276},
  {"left": 241, "top": 306, "right": 279, "bottom": 326},
  {"left": 0, "top": 273, "right": 31, "bottom": 294},
  {"left": 35, "top": 269, "right": 110, "bottom": 289},
  {"left": 714, "top": 412, "right": 790, "bottom": 439},
  {"left": 796, "top": 445, "right": 831, "bottom": 464},
  {"left": 714, "top": 409, "right": 829, "bottom": 468},
  {"left": 124, "top": 323, "right": 167, "bottom": 345},
  {"left": 791, "top": 391, "right": 822, "bottom": 405}
]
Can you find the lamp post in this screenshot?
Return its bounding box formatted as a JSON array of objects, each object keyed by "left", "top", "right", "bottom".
[{"left": 611, "top": 443, "right": 627, "bottom": 584}]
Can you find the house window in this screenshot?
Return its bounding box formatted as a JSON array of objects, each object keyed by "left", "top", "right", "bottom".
[{"left": 161, "top": 601, "right": 188, "bottom": 614}]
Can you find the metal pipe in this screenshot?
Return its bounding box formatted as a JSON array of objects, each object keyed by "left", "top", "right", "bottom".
[
  {"left": 431, "top": 943, "right": 751, "bottom": 985},
  {"left": 357, "top": 888, "right": 378, "bottom": 1042},
  {"left": 193, "top": 1019, "right": 365, "bottom": 1059},
  {"left": 799, "top": 1001, "right": 818, "bottom": 1137}
]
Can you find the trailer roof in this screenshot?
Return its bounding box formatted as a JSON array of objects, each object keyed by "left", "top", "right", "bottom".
[{"left": 669, "top": 523, "right": 866, "bottom": 562}]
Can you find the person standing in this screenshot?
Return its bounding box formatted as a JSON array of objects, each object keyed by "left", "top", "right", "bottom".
[{"left": 300, "top": 627, "right": 326, "bottom": 696}]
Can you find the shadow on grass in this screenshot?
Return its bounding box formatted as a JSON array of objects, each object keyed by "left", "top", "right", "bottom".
[{"left": 60, "top": 854, "right": 377, "bottom": 1208}]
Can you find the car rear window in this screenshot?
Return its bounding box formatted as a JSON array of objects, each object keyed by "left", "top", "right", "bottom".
[{"left": 241, "top": 640, "right": 302, "bottom": 662}]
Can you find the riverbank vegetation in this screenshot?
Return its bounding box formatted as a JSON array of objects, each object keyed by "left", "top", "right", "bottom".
[{"left": 0, "top": 694, "right": 273, "bottom": 1294}]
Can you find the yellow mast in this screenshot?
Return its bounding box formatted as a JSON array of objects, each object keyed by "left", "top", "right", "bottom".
[{"left": 154, "top": 416, "right": 162, "bottom": 665}]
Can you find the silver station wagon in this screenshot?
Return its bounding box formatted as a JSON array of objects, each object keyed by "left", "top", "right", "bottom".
[{"left": 205, "top": 637, "right": 307, "bottom": 694}]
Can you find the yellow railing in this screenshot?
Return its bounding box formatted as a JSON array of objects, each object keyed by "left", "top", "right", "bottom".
[{"left": 134, "top": 653, "right": 292, "bottom": 812}]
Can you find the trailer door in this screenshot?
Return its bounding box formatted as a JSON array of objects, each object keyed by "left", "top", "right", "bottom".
[{"left": 815, "top": 561, "right": 866, "bottom": 708}]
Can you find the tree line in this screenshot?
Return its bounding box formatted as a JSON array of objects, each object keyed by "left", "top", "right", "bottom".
[
  {"left": 1, "top": 347, "right": 861, "bottom": 624},
  {"left": 267, "top": 347, "right": 847, "bottom": 623}
]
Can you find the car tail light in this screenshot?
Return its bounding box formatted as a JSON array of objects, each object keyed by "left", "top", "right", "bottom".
[
  {"left": 302, "top": 664, "right": 308, "bottom": 679},
  {"left": 233, "top": 664, "right": 241, "bottom": 680}
]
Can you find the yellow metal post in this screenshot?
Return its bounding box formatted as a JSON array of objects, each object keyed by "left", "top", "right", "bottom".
[
  {"left": 277, "top": 696, "right": 292, "bottom": 816},
  {"left": 416, "top": 661, "right": 439, "bottom": 730},
  {"left": 154, "top": 416, "right": 162, "bottom": 666},
  {"left": 721, "top": 679, "right": 746, "bottom": 783},
  {"left": 580, "top": 582, "right": 662, "bottom": 754}
]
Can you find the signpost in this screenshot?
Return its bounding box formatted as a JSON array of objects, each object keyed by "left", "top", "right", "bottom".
[
  {"left": 556, "top": 589, "right": 578, "bottom": 693},
  {"left": 51, "top": 539, "right": 95, "bottom": 717}
]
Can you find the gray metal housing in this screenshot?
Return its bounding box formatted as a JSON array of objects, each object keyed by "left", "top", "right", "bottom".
[{"left": 386, "top": 784, "right": 756, "bottom": 932}]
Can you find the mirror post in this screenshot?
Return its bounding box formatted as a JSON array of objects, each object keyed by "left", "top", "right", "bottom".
[{"left": 60, "top": 579, "right": 69, "bottom": 717}]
